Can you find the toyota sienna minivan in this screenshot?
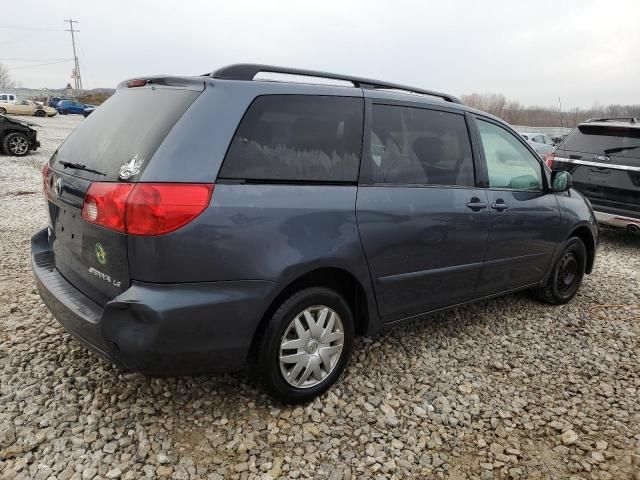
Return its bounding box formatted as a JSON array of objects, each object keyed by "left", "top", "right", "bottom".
[{"left": 33, "top": 64, "right": 598, "bottom": 403}]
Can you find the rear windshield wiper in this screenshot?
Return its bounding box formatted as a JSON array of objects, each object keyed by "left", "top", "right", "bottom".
[
  {"left": 603, "top": 145, "right": 640, "bottom": 154},
  {"left": 59, "top": 161, "right": 106, "bottom": 176}
]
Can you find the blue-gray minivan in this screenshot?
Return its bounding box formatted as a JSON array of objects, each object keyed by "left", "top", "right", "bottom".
[{"left": 32, "top": 65, "right": 598, "bottom": 403}]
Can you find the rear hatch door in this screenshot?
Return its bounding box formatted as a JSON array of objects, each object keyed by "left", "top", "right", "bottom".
[
  {"left": 555, "top": 122, "right": 640, "bottom": 216},
  {"left": 46, "top": 79, "right": 202, "bottom": 305}
]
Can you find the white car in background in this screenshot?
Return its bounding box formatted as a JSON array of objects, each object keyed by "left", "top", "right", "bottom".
[
  {"left": 0, "top": 93, "right": 17, "bottom": 103},
  {"left": 0, "top": 100, "right": 57, "bottom": 117},
  {"left": 520, "top": 132, "right": 556, "bottom": 158}
]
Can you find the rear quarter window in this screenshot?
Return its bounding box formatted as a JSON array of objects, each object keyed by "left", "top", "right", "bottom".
[{"left": 219, "top": 95, "right": 364, "bottom": 183}]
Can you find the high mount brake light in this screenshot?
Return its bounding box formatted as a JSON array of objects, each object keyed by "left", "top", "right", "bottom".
[
  {"left": 127, "top": 79, "right": 148, "bottom": 88},
  {"left": 81, "top": 183, "right": 214, "bottom": 236}
]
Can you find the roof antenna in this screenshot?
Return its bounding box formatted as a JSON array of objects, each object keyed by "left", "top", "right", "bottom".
[{"left": 558, "top": 97, "right": 565, "bottom": 134}]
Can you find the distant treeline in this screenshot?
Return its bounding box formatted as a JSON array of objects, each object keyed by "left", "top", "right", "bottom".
[{"left": 461, "top": 93, "right": 640, "bottom": 128}]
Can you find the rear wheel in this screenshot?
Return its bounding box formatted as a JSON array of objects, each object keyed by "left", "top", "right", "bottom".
[
  {"left": 531, "top": 237, "right": 586, "bottom": 304},
  {"left": 253, "top": 287, "right": 354, "bottom": 404},
  {"left": 0, "top": 107, "right": 6, "bottom": 115},
  {"left": 2, "top": 132, "right": 31, "bottom": 157}
]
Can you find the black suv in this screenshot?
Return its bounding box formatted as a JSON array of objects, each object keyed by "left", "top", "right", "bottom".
[
  {"left": 32, "top": 65, "right": 598, "bottom": 403},
  {"left": 550, "top": 117, "right": 640, "bottom": 233},
  {"left": 0, "top": 114, "right": 40, "bottom": 156}
]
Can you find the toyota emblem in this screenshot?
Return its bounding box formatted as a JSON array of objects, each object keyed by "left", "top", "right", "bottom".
[{"left": 54, "top": 177, "right": 63, "bottom": 197}]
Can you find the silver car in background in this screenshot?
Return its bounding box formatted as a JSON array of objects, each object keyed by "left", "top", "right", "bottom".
[{"left": 520, "top": 132, "right": 556, "bottom": 159}]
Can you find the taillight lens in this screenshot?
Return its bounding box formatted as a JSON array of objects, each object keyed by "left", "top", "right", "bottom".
[
  {"left": 81, "top": 183, "right": 213, "bottom": 236},
  {"left": 545, "top": 152, "right": 555, "bottom": 169},
  {"left": 126, "top": 183, "right": 213, "bottom": 235},
  {"left": 42, "top": 163, "right": 53, "bottom": 199},
  {"left": 82, "top": 183, "right": 134, "bottom": 233}
]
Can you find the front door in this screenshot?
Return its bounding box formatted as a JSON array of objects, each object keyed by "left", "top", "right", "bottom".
[
  {"left": 473, "top": 118, "right": 561, "bottom": 296},
  {"left": 357, "top": 101, "right": 489, "bottom": 322}
]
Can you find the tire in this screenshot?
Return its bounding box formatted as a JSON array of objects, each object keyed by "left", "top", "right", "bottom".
[
  {"left": 0, "top": 107, "right": 6, "bottom": 115},
  {"left": 2, "top": 132, "right": 31, "bottom": 157},
  {"left": 35, "top": 110, "right": 46, "bottom": 117},
  {"left": 253, "top": 287, "right": 355, "bottom": 404},
  {"left": 531, "top": 237, "right": 586, "bottom": 305}
]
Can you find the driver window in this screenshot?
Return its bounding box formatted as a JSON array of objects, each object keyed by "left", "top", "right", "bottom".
[{"left": 477, "top": 119, "right": 543, "bottom": 191}]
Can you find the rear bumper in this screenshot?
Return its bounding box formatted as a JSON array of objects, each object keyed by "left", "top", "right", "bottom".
[
  {"left": 31, "top": 228, "right": 277, "bottom": 375},
  {"left": 594, "top": 211, "right": 640, "bottom": 230}
]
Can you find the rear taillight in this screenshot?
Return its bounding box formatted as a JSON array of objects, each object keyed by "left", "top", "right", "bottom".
[
  {"left": 81, "top": 183, "right": 213, "bottom": 236},
  {"left": 42, "top": 163, "right": 53, "bottom": 199},
  {"left": 545, "top": 152, "right": 555, "bottom": 169},
  {"left": 126, "top": 183, "right": 213, "bottom": 235},
  {"left": 82, "top": 183, "right": 134, "bottom": 233}
]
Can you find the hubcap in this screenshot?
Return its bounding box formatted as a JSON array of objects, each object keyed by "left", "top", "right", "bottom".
[
  {"left": 9, "top": 136, "right": 28, "bottom": 155},
  {"left": 557, "top": 251, "right": 578, "bottom": 294},
  {"left": 279, "top": 305, "right": 344, "bottom": 389}
]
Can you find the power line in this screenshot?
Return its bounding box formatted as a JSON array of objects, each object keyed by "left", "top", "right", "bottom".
[
  {"left": 64, "top": 18, "right": 83, "bottom": 93},
  {"left": 0, "top": 25, "right": 61, "bottom": 31},
  {"left": 0, "top": 58, "right": 71, "bottom": 62},
  {"left": 6, "top": 59, "right": 73, "bottom": 70}
]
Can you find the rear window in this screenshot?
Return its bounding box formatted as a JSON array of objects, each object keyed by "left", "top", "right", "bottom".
[
  {"left": 219, "top": 95, "right": 363, "bottom": 183},
  {"left": 562, "top": 125, "right": 640, "bottom": 157},
  {"left": 52, "top": 87, "right": 200, "bottom": 181}
]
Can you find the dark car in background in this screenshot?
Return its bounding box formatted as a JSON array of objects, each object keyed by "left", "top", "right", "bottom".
[
  {"left": 549, "top": 117, "right": 640, "bottom": 233},
  {"left": 57, "top": 100, "right": 94, "bottom": 115},
  {"left": 32, "top": 65, "right": 598, "bottom": 403},
  {"left": 0, "top": 114, "right": 39, "bottom": 156},
  {"left": 48, "top": 97, "right": 71, "bottom": 108}
]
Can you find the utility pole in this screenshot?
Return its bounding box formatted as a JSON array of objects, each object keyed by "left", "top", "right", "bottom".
[
  {"left": 64, "top": 18, "right": 82, "bottom": 94},
  {"left": 558, "top": 97, "right": 564, "bottom": 134}
]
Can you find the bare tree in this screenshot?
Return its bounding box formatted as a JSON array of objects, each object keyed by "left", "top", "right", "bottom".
[
  {"left": 0, "top": 63, "right": 13, "bottom": 89},
  {"left": 461, "top": 92, "right": 640, "bottom": 127}
]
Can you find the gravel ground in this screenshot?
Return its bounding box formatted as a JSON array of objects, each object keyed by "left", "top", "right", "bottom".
[{"left": 0, "top": 115, "right": 639, "bottom": 480}]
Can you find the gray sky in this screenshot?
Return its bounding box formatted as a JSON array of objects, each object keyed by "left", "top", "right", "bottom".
[{"left": 3, "top": 0, "right": 639, "bottom": 109}]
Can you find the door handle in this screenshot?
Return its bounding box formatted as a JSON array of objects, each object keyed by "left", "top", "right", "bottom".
[
  {"left": 491, "top": 202, "right": 509, "bottom": 211},
  {"left": 466, "top": 201, "right": 488, "bottom": 210}
]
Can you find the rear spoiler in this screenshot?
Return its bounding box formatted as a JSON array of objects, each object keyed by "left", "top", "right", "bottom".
[{"left": 116, "top": 76, "right": 205, "bottom": 92}]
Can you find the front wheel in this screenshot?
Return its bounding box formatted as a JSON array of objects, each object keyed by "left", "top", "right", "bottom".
[
  {"left": 531, "top": 237, "right": 586, "bottom": 304},
  {"left": 34, "top": 110, "right": 46, "bottom": 117},
  {"left": 0, "top": 107, "right": 6, "bottom": 115},
  {"left": 253, "top": 287, "right": 354, "bottom": 404},
  {"left": 2, "top": 132, "right": 31, "bottom": 157}
]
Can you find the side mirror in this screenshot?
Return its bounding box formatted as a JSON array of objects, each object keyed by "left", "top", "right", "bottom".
[{"left": 551, "top": 171, "right": 572, "bottom": 192}]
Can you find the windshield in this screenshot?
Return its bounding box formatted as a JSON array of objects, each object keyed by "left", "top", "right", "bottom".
[
  {"left": 562, "top": 125, "right": 640, "bottom": 157},
  {"left": 51, "top": 86, "right": 200, "bottom": 181}
]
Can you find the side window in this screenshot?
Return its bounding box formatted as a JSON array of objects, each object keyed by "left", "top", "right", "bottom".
[
  {"left": 477, "top": 120, "right": 543, "bottom": 191},
  {"left": 219, "top": 95, "right": 363, "bottom": 182},
  {"left": 370, "top": 105, "right": 474, "bottom": 186}
]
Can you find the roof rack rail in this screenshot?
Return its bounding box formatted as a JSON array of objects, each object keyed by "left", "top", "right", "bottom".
[
  {"left": 208, "top": 64, "right": 462, "bottom": 104},
  {"left": 585, "top": 117, "right": 638, "bottom": 124}
]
